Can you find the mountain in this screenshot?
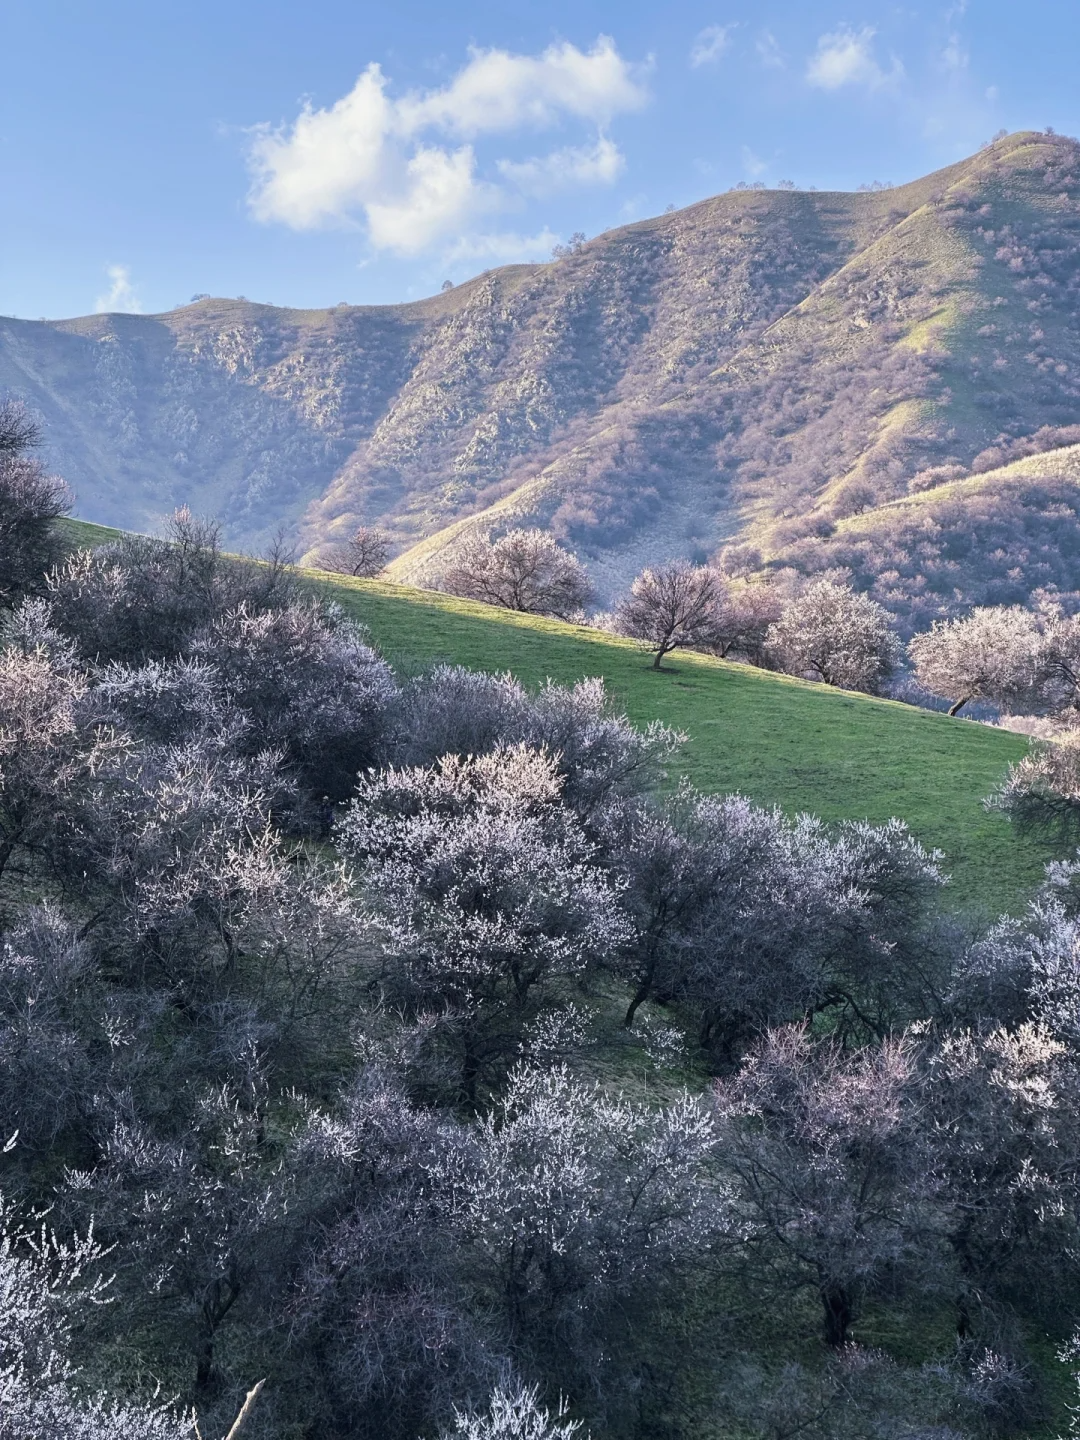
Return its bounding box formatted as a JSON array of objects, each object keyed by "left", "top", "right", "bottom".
[{"left": 6, "top": 131, "right": 1080, "bottom": 610}]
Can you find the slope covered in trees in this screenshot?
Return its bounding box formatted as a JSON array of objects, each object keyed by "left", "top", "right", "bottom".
[
  {"left": 61, "top": 517, "right": 1046, "bottom": 912},
  {"left": 12, "top": 132, "right": 1080, "bottom": 624},
  {"left": 764, "top": 441, "right": 1080, "bottom": 633},
  {"left": 10, "top": 499, "right": 1080, "bottom": 1440}
]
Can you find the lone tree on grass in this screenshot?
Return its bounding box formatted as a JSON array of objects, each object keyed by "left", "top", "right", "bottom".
[
  {"left": 908, "top": 606, "right": 1044, "bottom": 716},
  {"left": 321, "top": 525, "right": 391, "bottom": 578},
  {"left": 615, "top": 562, "right": 723, "bottom": 669},
  {"left": 440, "top": 529, "right": 592, "bottom": 619},
  {"left": 766, "top": 580, "right": 900, "bottom": 694}
]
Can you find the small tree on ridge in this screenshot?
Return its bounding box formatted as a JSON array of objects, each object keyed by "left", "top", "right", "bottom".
[{"left": 323, "top": 525, "right": 391, "bottom": 578}]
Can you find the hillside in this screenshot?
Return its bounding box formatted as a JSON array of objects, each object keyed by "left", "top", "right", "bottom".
[
  {"left": 765, "top": 441, "right": 1080, "bottom": 633},
  {"left": 13, "top": 132, "right": 1080, "bottom": 616},
  {"left": 17, "top": 536, "right": 1078, "bottom": 1439},
  {"left": 53, "top": 516, "right": 1049, "bottom": 911},
  {"left": 321, "top": 573, "right": 1050, "bottom": 914}
]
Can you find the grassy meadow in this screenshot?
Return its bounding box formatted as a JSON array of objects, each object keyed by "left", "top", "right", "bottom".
[{"left": 315, "top": 572, "right": 1048, "bottom": 917}]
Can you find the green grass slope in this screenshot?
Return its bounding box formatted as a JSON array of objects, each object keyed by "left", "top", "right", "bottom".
[
  {"left": 61, "top": 517, "right": 126, "bottom": 547},
  {"left": 316, "top": 570, "right": 1047, "bottom": 916},
  {"left": 53, "top": 519, "right": 1049, "bottom": 914}
]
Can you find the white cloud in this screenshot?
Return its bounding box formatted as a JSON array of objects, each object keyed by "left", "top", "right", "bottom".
[
  {"left": 689, "top": 25, "right": 733, "bottom": 69},
  {"left": 741, "top": 145, "right": 767, "bottom": 177},
  {"left": 756, "top": 31, "right": 785, "bottom": 70},
  {"left": 94, "top": 264, "right": 142, "bottom": 314},
  {"left": 806, "top": 26, "right": 903, "bottom": 93},
  {"left": 398, "top": 37, "right": 648, "bottom": 135},
  {"left": 247, "top": 38, "right": 648, "bottom": 256},
  {"left": 248, "top": 67, "right": 394, "bottom": 231},
  {"left": 367, "top": 145, "right": 501, "bottom": 255},
  {"left": 442, "top": 228, "right": 561, "bottom": 265},
  {"left": 942, "top": 34, "right": 968, "bottom": 73},
  {"left": 497, "top": 136, "right": 625, "bottom": 197}
]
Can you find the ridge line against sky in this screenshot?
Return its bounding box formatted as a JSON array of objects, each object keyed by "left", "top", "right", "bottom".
[{"left": 1, "top": 0, "right": 1078, "bottom": 320}]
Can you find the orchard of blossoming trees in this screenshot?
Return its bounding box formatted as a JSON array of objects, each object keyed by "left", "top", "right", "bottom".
[{"left": 7, "top": 401, "right": 1080, "bottom": 1440}]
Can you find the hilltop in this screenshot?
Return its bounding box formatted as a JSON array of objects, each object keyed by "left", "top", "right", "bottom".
[{"left": 10, "top": 132, "right": 1080, "bottom": 617}]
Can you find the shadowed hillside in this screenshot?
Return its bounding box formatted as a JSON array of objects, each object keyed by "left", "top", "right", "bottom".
[{"left": 10, "top": 132, "right": 1080, "bottom": 614}]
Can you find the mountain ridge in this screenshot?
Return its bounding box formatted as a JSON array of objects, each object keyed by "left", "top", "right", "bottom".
[{"left": 6, "top": 131, "right": 1080, "bottom": 612}]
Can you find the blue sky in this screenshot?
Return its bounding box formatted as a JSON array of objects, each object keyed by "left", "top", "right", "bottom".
[{"left": 2, "top": 0, "right": 1077, "bottom": 319}]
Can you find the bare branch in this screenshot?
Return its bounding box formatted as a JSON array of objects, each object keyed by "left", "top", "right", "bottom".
[{"left": 224, "top": 1379, "right": 266, "bottom": 1440}]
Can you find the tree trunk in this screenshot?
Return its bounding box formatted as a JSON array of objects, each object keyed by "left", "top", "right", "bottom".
[
  {"left": 820, "top": 1282, "right": 853, "bottom": 1347},
  {"left": 624, "top": 981, "right": 651, "bottom": 1029},
  {"left": 461, "top": 1031, "right": 480, "bottom": 1112},
  {"left": 196, "top": 1269, "right": 241, "bottom": 1393},
  {"left": 652, "top": 639, "right": 675, "bottom": 670},
  {"left": 195, "top": 1335, "right": 215, "bottom": 1393},
  {"left": 948, "top": 696, "right": 970, "bottom": 717},
  {"left": 625, "top": 914, "right": 671, "bottom": 1029}
]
